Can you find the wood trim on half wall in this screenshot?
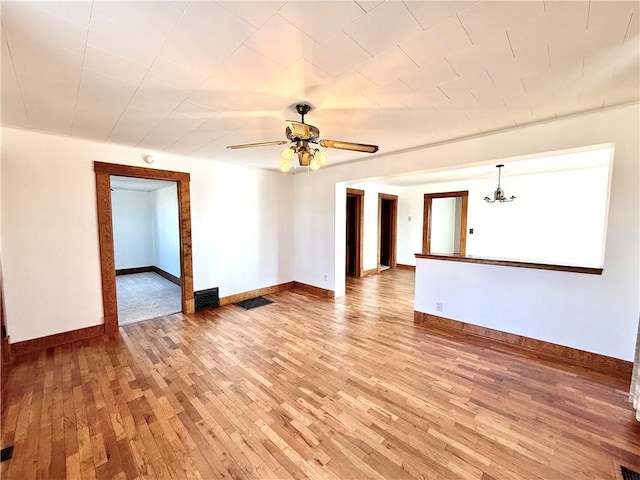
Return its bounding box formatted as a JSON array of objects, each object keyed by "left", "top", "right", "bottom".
[
  {"left": 414, "top": 311, "right": 633, "bottom": 380},
  {"left": 94, "top": 162, "right": 194, "bottom": 335}
]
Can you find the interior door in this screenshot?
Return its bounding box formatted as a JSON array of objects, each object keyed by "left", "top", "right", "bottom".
[
  {"left": 378, "top": 194, "right": 398, "bottom": 270},
  {"left": 345, "top": 189, "right": 364, "bottom": 277}
]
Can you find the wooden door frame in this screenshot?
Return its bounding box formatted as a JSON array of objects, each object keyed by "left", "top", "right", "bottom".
[
  {"left": 422, "top": 190, "right": 468, "bottom": 255},
  {"left": 346, "top": 188, "right": 365, "bottom": 277},
  {"left": 94, "top": 162, "right": 194, "bottom": 335},
  {"left": 1, "top": 256, "right": 10, "bottom": 413},
  {"left": 377, "top": 193, "right": 398, "bottom": 271}
]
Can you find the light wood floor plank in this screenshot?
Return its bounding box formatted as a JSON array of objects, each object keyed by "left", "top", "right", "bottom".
[{"left": 2, "top": 269, "right": 639, "bottom": 479}]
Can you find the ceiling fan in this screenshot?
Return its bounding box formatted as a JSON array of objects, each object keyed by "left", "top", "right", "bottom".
[{"left": 226, "top": 103, "right": 379, "bottom": 172}]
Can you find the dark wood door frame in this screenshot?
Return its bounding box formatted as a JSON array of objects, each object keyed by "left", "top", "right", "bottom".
[
  {"left": 1, "top": 256, "right": 11, "bottom": 412},
  {"left": 346, "top": 188, "right": 365, "bottom": 277},
  {"left": 422, "top": 190, "right": 468, "bottom": 255},
  {"left": 377, "top": 193, "right": 398, "bottom": 271},
  {"left": 94, "top": 162, "right": 194, "bottom": 335}
]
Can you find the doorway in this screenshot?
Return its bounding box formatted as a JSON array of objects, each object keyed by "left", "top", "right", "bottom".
[
  {"left": 111, "top": 177, "right": 182, "bottom": 325},
  {"left": 94, "top": 162, "right": 194, "bottom": 334},
  {"left": 346, "top": 188, "right": 364, "bottom": 277},
  {"left": 378, "top": 193, "right": 398, "bottom": 270},
  {"left": 422, "top": 191, "right": 468, "bottom": 255}
]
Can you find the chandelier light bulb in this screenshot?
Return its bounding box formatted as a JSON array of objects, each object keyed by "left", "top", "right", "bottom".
[
  {"left": 281, "top": 147, "right": 295, "bottom": 162},
  {"left": 309, "top": 157, "right": 321, "bottom": 171},
  {"left": 279, "top": 159, "right": 292, "bottom": 173},
  {"left": 316, "top": 151, "right": 328, "bottom": 165}
]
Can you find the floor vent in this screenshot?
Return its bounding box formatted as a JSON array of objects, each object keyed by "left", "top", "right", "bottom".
[
  {"left": 1, "top": 446, "right": 14, "bottom": 462},
  {"left": 621, "top": 466, "right": 640, "bottom": 480},
  {"left": 195, "top": 287, "right": 219, "bottom": 312}
]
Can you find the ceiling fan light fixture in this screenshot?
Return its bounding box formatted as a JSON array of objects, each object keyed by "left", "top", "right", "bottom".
[
  {"left": 281, "top": 147, "right": 295, "bottom": 162},
  {"left": 279, "top": 159, "right": 292, "bottom": 173},
  {"left": 316, "top": 150, "right": 328, "bottom": 165},
  {"left": 297, "top": 147, "right": 312, "bottom": 166},
  {"left": 309, "top": 157, "right": 321, "bottom": 171},
  {"left": 225, "top": 103, "right": 377, "bottom": 173}
]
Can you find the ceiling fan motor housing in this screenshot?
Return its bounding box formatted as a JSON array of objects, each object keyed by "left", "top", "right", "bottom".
[
  {"left": 286, "top": 125, "right": 319, "bottom": 143},
  {"left": 295, "top": 103, "right": 312, "bottom": 117}
]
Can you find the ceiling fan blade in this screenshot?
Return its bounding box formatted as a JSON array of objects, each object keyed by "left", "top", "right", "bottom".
[
  {"left": 286, "top": 121, "right": 310, "bottom": 138},
  {"left": 226, "top": 140, "right": 289, "bottom": 149},
  {"left": 319, "top": 139, "right": 379, "bottom": 153}
]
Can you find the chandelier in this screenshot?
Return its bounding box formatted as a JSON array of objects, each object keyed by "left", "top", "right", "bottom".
[
  {"left": 484, "top": 164, "right": 515, "bottom": 203},
  {"left": 279, "top": 141, "right": 328, "bottom": 173}
]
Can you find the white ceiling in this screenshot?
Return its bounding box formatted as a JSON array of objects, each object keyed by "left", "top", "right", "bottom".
[
  {"left": 111, "top": 175, "right": 176, "bottom": 192},
  {"left": 365, "top": 144, "right": 612, "bottom": 186},
  {"left": 1, "top": 1, "right": 638, "bottom": 172}
]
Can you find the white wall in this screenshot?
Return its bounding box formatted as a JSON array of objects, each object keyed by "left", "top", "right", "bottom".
[
  {"left": 294, "top": 103, "right": 639, "bottom": 361},
  {"left": 111, "top": 183, "right": 180, "bottom": 276},
  {"left": 152, "top": 183, "right": 180, "bottom": 278},
  {"left": 414, "top": 258, "right": 626, "bottom": 360},
  {"left": 111, "top": 189, "right": 154, "bottom": 269},
  {"left": 1, "top": 128, "right": 294, "bottom": 342},
  {"left": 396, "top": 189, "right": 424, "bottom": 266},
  {"left": 395, "top": 165, "right": 610, "bottom": 267}
]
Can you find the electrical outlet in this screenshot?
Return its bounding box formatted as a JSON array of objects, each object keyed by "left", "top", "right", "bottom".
[
  {"left": 323, "top": 274, "right": 328, "bottom": 281},
  {"left": 408, "top": 216, "right": 412, "bottom": 222},
  {"left": 436, "top": 302, "right": 443, "bottom": 312}
]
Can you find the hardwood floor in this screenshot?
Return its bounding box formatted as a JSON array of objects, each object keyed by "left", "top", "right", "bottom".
[{"left": 2, "top": 269, "right": 639, "bottom": 479}]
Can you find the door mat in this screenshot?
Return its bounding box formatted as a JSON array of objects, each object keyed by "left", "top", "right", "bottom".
[
  {"left": 234, "top": 296, "right": 273, "bottom": 310},
  {"left": 622, "top": 466, "right": 640, "bottom": 480}
]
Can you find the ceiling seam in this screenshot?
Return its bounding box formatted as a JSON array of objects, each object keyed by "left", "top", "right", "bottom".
[
  {"left": 1, "top": 18, "right": 30, "bottom": 127},
  {"left": 137, "top": 3, "right": 304, "bottom": 152},
  {"left": 69, "top": 1, "right": 94, "bottom": 137},
  {"left": 396, "top": 44, "right": 420, "bottom": 69},
  {"left": 443, "top": 57, "right": 460, "bottom": 78},
  {"left": 505, "top": 31, "right": 516, "bottom": 58},
  {"left": 455, "top": 14, "right": 474, "bottom": 46},
  {"left": 353, "top": 1, "right": 368, "bottom": 15},
  {"left": 439, "top": 87, "right": 452, "bottom": 102},
  {"left": 217, "top": 0, "right": 287, "bottom": 30},
  {"left": 622, "top": 12, "right": 634, "bottom": 44},
  {"left": 401, "top": 1, "right": 425, "bottom": 31},
  {"left": 104, "top": 1, "right": 194, "bottom": 143},
  {"left": 315, "top": 104, "right": 634, "bottom": 170},
  {"left": 341, "top": 29, "right": 375, "bottom": 59},
  {"left": 396, "top": 78, "right": 415, "bottom": 95}
]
